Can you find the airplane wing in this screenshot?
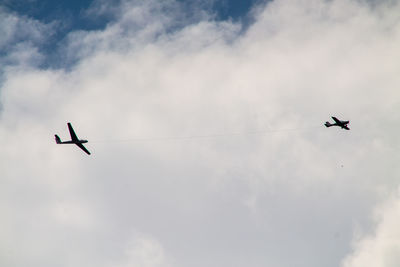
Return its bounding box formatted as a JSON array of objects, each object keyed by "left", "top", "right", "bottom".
[
  {"left": 68, "top": 123, "right": 79, "bottom": 141},
  {"left": 342, "top": 125, "right": 350, "bottom": 130},
  {"left": 76, "top": 143, "right": 91, "bottom": 155},
  {"left": 332, "top": 117, "right": 341, "bottom": 124}
]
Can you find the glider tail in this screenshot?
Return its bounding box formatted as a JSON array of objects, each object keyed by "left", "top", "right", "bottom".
[
  {"left": 324, "top": 122, "right": 332, "bottom": 127},
  {"left": 55, "top": 135, "right": 62, "bottom": 144}
]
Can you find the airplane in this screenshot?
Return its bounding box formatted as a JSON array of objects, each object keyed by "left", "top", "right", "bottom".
[
  {"left": 55, "top": 123, "right": 91, "bottom": 155},
  {"left": 325, "top": 116, "right": 350, "bottom": 130}
]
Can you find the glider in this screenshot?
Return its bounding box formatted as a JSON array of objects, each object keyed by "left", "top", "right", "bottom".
[
  {"left": 325, "top": 116, "right": 350, "bottom": 130},
  {"left": 55, "top": 123, "right": 91, "bottom": 155}
]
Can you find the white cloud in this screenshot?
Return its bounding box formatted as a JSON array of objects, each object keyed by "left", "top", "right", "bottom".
[
  {"left": 1, "top": 0, "right": 400, "bottom": 266},
  {"left": 343, "top": 190, "right": 400, "bottom": 267},
  {"left": 112, "top": 234, "right": 172, "bottom": 267},
  {"left": 0, "top": 8, "right": 54, "bottom": 67}
]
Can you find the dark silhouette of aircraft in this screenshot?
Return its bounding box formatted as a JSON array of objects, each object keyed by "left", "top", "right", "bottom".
[
  {"left": 325, "top": 116, "right": 350, "bottom": 130},
  {"left": 55, "top": 123, "right": 91, "bottom": 155}
]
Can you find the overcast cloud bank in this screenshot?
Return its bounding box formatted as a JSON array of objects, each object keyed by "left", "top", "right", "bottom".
[{"left": 1, "top": 0, "right": 400, "bottom": 267}]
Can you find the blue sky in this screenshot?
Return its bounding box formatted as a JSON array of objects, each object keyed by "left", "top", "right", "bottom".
[
  {"left": 1, "top": 0, "right": 262, "bottom": 69},
  {"left": 3, "top": 0, "right": 261, "bottom": 30},
  {"left": 3, "top": 0, "right": 106, "bottom": 29}
]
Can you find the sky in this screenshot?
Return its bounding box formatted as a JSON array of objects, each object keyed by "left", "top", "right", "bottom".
[
  {"left": 1, "top": 0, "right": 261, "bottom": 68},
  {"left": 1, "top": 0, "right": 400, "bottom": 267}
]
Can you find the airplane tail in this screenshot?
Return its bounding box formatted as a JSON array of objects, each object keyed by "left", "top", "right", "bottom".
[
  {"left": 324, "top": 122, "right": 332, "bottom": 127},
  {"left": 55, "top": 135, "right": 62, "bottom": 144}
]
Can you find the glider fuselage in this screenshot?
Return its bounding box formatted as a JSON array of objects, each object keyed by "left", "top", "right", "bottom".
[{"left": 58, "top": 140, "right": 88, "bottom": 144}]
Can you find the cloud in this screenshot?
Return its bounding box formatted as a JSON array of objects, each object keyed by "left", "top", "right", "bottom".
[
  {"left": 1, "top": 0, "right": 400, "bottom": 266},
  {"left": 0, "top": 7, "right": 55, "bottom": 68},
  {"left": 342, "top": 190, "right": 400, "bottom": 267},
  {"left": 113, "top": 234, "right": 173, "bottom": 267}
]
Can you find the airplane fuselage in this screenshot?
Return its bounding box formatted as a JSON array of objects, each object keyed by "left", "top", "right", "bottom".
[{"left": 333, "top": 122, "right": 348, "bottom": 127}]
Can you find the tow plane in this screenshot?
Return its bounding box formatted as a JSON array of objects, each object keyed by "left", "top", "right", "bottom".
[
  {"left": 325, "top": 116, "right": 350, "bottom": 130},
  {"left": 55, "top": 123, "right": 91, "bottom": 155}
]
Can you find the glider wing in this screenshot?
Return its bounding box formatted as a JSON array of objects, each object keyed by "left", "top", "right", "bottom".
[
  {"left": 76, "top": 143, "right": 91, "bottom": 155},
  {"left": 68, "top": 123, "right": 79, "bottom": 141}
]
